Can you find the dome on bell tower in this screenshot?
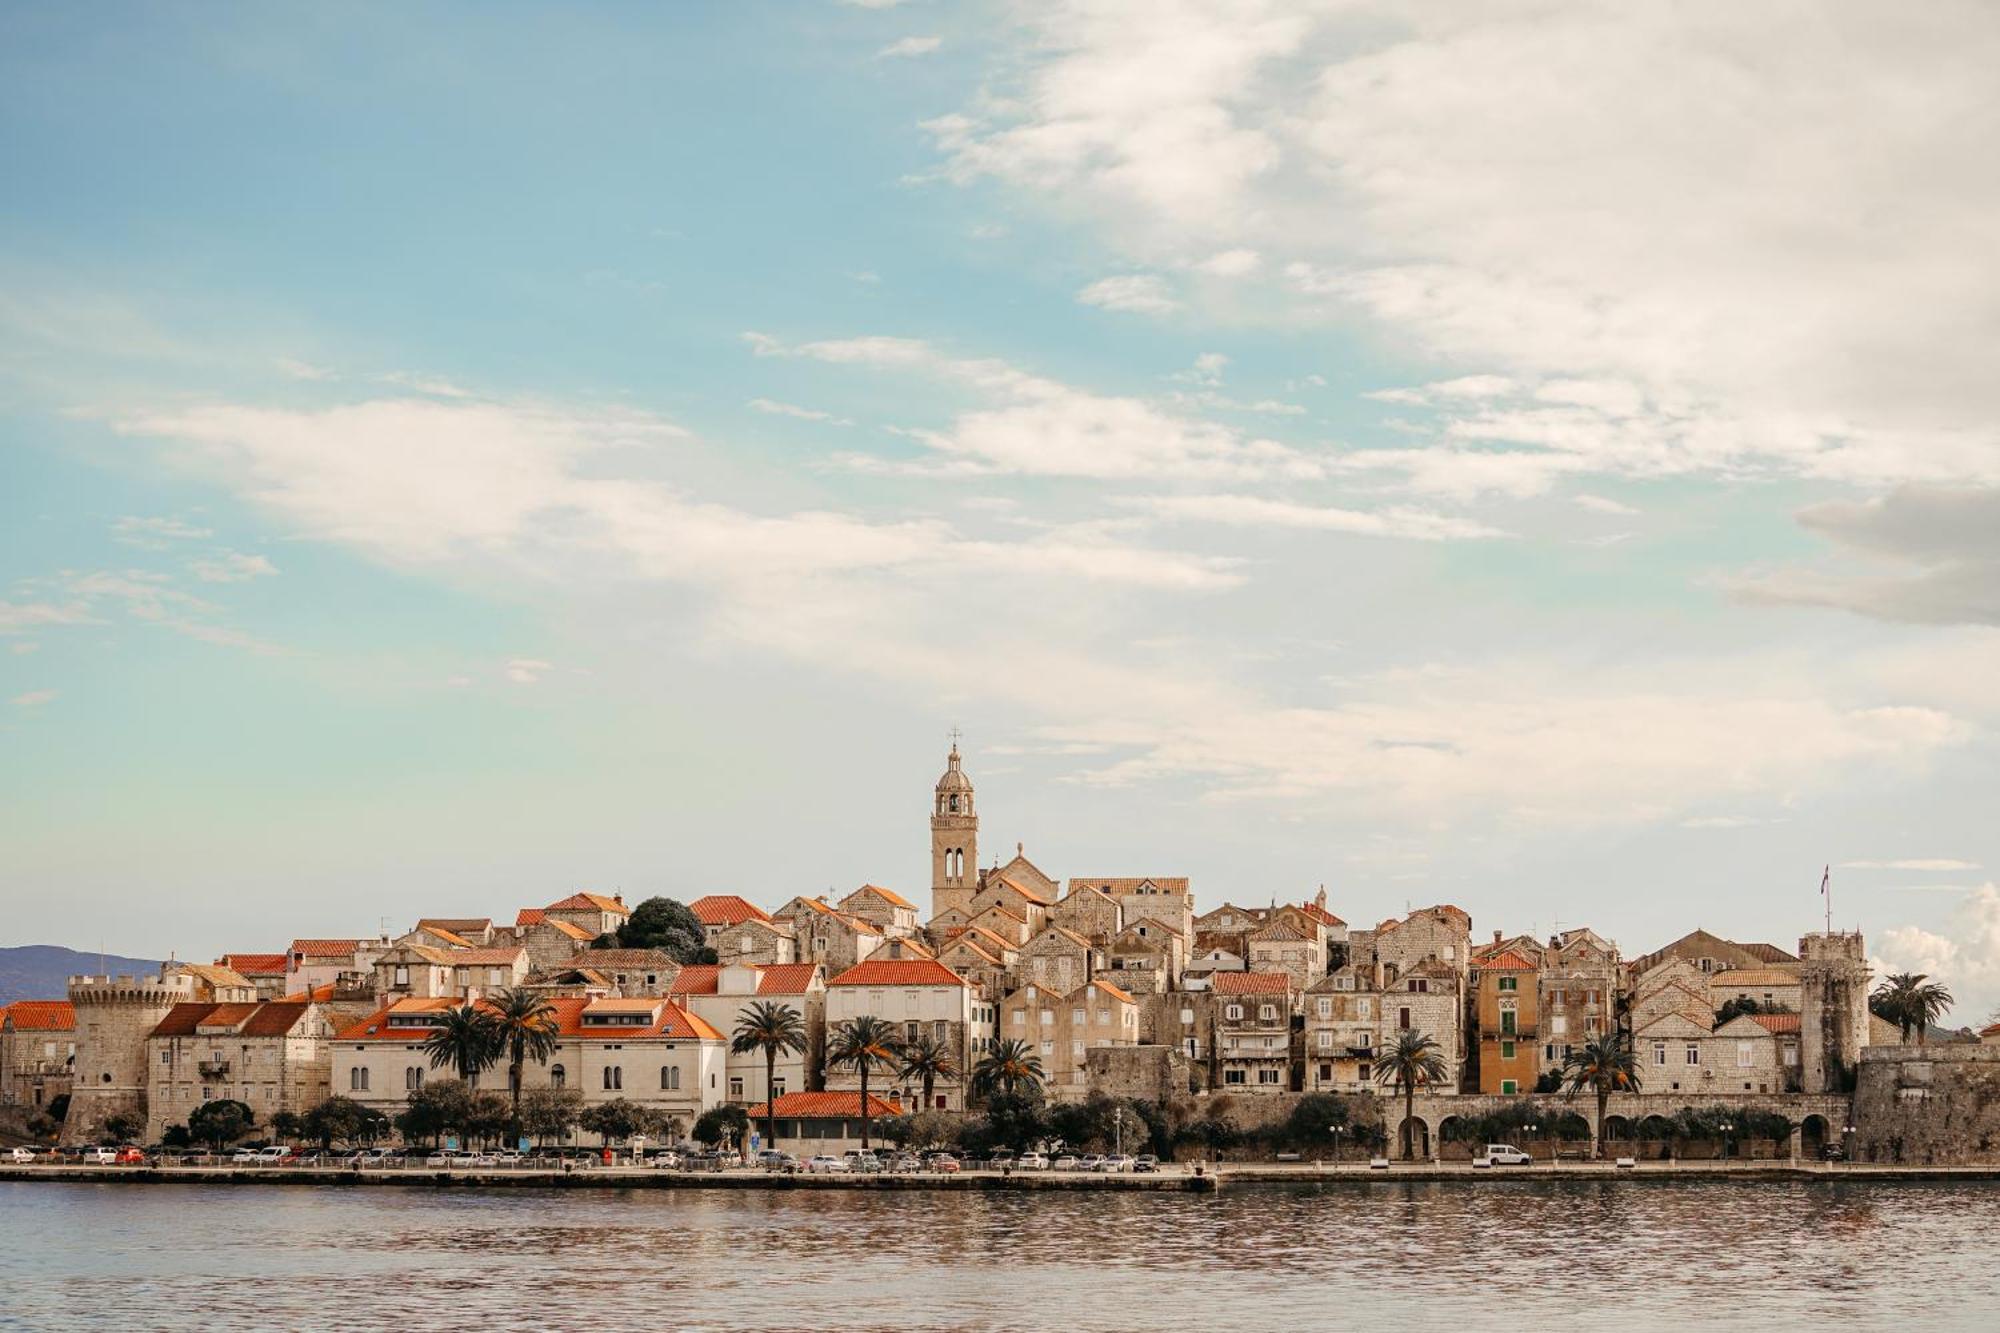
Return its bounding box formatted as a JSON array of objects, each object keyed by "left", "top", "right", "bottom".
[{"left": 935, "top": 742, "right": 974, "bottom": 796}]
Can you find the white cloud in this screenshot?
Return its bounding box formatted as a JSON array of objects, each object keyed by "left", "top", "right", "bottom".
[
  {"left": 1126, "top": 493, "right": 1507, "bottom": 541},
  {"left": 190, "top": 552, "right": 279, "bottom": 583},
  {"left": 112, "top": 516, "right": 212, "bottom": 547},
  {"left": 506, "top": 658, "right": 554, "bottom": 685},
  {"left": 1876, "top": 886, "right": 2000, "bottom": 1018},
  {"left": 1574, "top": 494, "right": 1639, "bottom": 517},
  {"left": 878, "top": 36, "right": 942, "bottom": 59},
  {"left": 755, "top": 331, "right": 1324, "bottom": 481},
  {"left": 275, "top": 357, "right": 336, "bottom": 381},
  {"left": 10, "top": 689, "right": 56, "bottom": 709},
  {"left": 1194, "top": 248, "right": 1262, "bottom": 277},
  {"left": 1841, "top": 859, "right": 1981, "bottom": 872},
  {"left": 749, "top": 397, "right": 850, "bottom": 425},
  {"left": 1076, "top": 274, "right": 1181, "bottom": 316},
  {"left": 380, "top": 371, "right": 472, "bottom": 398},
  {"left": 0, "top": 600, "right": 96, "bottom": 633},
  {"left": 9, "top": 642, "right": 39, "bottom": 655}
]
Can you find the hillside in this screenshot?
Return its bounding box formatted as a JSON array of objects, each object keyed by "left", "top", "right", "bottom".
[{"left": 0, "top": 945, "right": 160, "bottom": 1006}]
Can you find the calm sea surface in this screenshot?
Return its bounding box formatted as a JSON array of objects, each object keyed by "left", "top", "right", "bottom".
[{"left": 3, "top": 1178, "right": 1997, "bottom": 1331}]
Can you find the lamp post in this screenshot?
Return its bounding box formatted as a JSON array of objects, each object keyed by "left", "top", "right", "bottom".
[
  {"left": 1721, "top": 1120, "right": 1734, "bottom": 1162},
  {"left": 1843, "top": 1123, "right": 1857, "bottom": 1169},
  {"left": 1328, "top": 1123, "right": 1342, "bottom": 1172},
  {"left": 1527, "top": 1122, "right": 1539, "bottom": 1162},
  {"left": 1114, "top": 1106, "right": 1124, "bottom": 1159}
]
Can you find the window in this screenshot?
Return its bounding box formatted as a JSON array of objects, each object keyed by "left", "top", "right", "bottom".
[
  {"left": 1180, "top": 1008, "right": 1194, "bottom": 1025},
  {"left": 1737, "top": 1041, "right": 1754, "bottom": 1068},
  {"left": 1501, "top": 1079, "right": 1518, "bottom": 1095},
  {"left": 1685, "top": 1045, "right": 1700, "bottom": 1066},
  {"left": 162, "top": 1050, "right": 171, "bottom": 1064},
  {"left": 1500, "top": 1040, "right": 1515, "bottom": 1059},
  {"left": 1317, "top": 1031, "right": 1333, "bottom": 1050},
  {"left": 1227, "top": 1037, "right": 1239, "bottom": 1051},
  {"left": 550, "top": 1064, "right": 565, "bottom": 1088},
  {"left": 406, "top": 1066, "right": 423, "bottom": 1090},
  {"left": 1226, "top": 1004, "right": 1243, "bottom": 1020},
  {"left": 1652, "top": 1041, "right": 1667, "bottom": 1066},
  {"left": 1039, "top": 1041, "right": 1053, "bottom": 1056},
  {"left": 1071, "top": 1041, "right": 1084, "bottom": 1058},
  {"left": 1497, "top": 977, "right": 1517, "bottom": 992},
  {"left": 394, "top": 965, "right": 409, "bottom": 986},
  {"left": 1551, "top": 1014, "right": 1568, "bottom": 1036},
  {"left": 1040, "top": 1010, "right": 1054, "bottom": 1027},
  {"left": 1098, "top": 1009, "right": 1110, "bottom": 1025},
  {"left": 1316, "top": 998, "right": 1332, "bottom": 1018},
  {"left": 1012, "top": 1009, "right": 1025, "bottom": 1027},
  {"left": 1500, "top": 1007, "right": 1517, "bottom": 1036},
  {"left": 1398, "top": 1007, "right": 1411, "bottom": 1031},
  {"left": 1783, "top": 1043, "right": 1798, "bottom": 1067},
  {"left": 1259, "top": 1004, "right": 1277, "bottom": 1021},
  {"left": 1358, "top": 998, "right": 1371, "bottom": 1018},
  {"left": 1224, "top": 1069, "right": 1246, "bottom": 1085},
  {"left": 1258, "top": 1069, "right": 1280, "bottom": 1085},
  {"left": 740, "top": 934, "right": 752, "bottom": 954},
  {"left": 604, "top": 1065, "right": 623, "bottom": 1090},
  {"left": 728, "top": 1075, "right": 742, "bottom": 1097},
  {"left": 1358, "top": 1064, "right": 1371, "bottom": 1082},
  {"left": 1357, "top": 1032, "right": 1373, "bottom": 1049},
  {"left": 1319, "top": 1063, "right": 1333, "bottom": 1081},
  {"left": 350, "top": 1066, "right": 369, "bottom": 1091},
  {"left": 1072, "top": 1008, "right": 1085, "bottom": 1025}
]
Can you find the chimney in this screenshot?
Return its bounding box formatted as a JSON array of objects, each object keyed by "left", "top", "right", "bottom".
[{"left": 1493, "top": 930, "right": 1502, "bottom": 945}]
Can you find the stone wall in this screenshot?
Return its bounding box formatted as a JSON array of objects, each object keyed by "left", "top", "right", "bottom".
[{"left": 1854, "top": 1044, "right": 2000, "bottom": 1164}]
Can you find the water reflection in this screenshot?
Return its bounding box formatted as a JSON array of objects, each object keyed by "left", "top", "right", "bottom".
[{"left": 2, "top": 1179, "right": 1997, "bottom": 1331}]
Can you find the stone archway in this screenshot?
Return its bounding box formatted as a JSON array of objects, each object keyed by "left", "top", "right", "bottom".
[
  {"left": 1637, "top": 1114, "right": 1676, "bottom": 1160},
  {"left": 1397, "top": 1115, "right": 1431, "bottom": 1160},
  {"left": 1553, "top": 1111, "right": 1592, "bottom": 1154},
  {"left": 1800, "top": 1114, "right": 1830, "bottom": 1159},
  {"left": 1601, "top": 1114, "right": 1634, "bottom": 1147},
  {"left": 1436, "top": 1115, "right": 1472, "bottom": 1160}
]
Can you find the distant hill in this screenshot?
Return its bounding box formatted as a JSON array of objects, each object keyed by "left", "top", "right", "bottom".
[{"left": 0, "top": 945, "right": 160, "bottom": 1006}]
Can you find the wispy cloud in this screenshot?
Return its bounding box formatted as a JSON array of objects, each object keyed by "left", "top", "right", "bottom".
[
  {"left": 877, "top": 36, "right": 941, "bottom": 59},
  {"left": 1840, "top": 858, "right": 1981, "bottom": 872},
  {"left": 112, "top": 516, "right": 212, "bottom": 548},
  {"left": 190, "top": 552, "right": 279, "bottom": 583},
  {"left": 1125, "top": 493, "right": 1507, "bottom": 542},
  {"left": 506, "top": 658, "right": 554, "bottom": 685},
  {"left": 10, "top": 689, "right": 57, "bottom": 709},
  {"left": 749, "top": 397, "right": 850, "bottom": 425},
  {"left": 1076, "top": 274, "right": 1180, "bottom": 316}
]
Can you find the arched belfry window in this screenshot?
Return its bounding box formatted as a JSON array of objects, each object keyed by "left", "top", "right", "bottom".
[{"left": 949, "top": 795, "right": 959, "bottom": 813}]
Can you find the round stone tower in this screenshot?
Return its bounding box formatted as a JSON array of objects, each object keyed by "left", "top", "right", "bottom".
[
  {"left": 1798, "top": 931, "right": 1870, "bottom": 1095},
  {"left": 59, "top": 968, "right": 195, "bottom": 1144}
]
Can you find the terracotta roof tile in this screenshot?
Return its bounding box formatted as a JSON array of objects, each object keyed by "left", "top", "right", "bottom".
[
  {"left": 690, "top": 894, "right": 774, "bottom": 927},
  {"left": 516, "top": 908, "right": 547, "bottom": 927},
  {"left": 1213, "top": 971, "right": 1292, "bottom": 996},
  {"left": 1710, "top": 968, "right": 1801, "bottom": 988},
  {"left": 1749, "top": 1013, "right": 1802, "bottom": 1034},
  {"left": 755, "top": 963, "right": 821, "bottom": 996},
  {"left": 1475, "top": 951, "right": 1537, "bottom": 972},
  {"left": 847, "top": 883, "right": 917, "bottom": 911},
  {"left": 334, "top": 995, "right": 720, "bottom": 1042},
  {"left": 149, "top": 1000, "right": 311, "bottom": 1039},
  {"left": 544, "top": 892, "right": 629, "bottom": 916},
  {"left": 827, "top": 958, "right": 969, "bottom": 989},
  {"left": 745, "top": 1091, "right": 902, "bottom": 1119},
  {"left": 1, "top": 1000, "right": 75, "bottom": 1031},
  {"left": 288, "top": 939, "right": 359, "bottom": 958},
  {"left": 218, "top": 953, "right": 288, "bottom": 977},
  {"left": 668, "top": 965, "right": 721, "bottom": 995}
]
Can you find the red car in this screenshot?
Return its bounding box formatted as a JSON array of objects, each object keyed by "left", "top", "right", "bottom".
[
  {"left": 114, "top": 1147, "right": 147, "bottom": 1165},
  {"left": 931, "top": 1156, "right": 960, "bottom": 1174}
]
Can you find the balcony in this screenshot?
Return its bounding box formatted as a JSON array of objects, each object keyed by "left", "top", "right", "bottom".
[{"left": 197, "top": 1060, "right": 231, "bottom": 1079}]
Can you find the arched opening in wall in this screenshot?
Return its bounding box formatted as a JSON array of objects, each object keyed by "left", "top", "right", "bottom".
[
  {"left": 1801, "top": 1114, "right": 1830, "bottom": 1158},
  {"left": 1636, "top": 1113, "right": 1676, "bottom": 1159},
  {"left": 1601, "top": 1114, "right": 1634, "bottom": 1146},
  {"left": 1436, "top": 1115, "right": 1472, "bottom": 1159},
  {"left": 1396, "top": 1115, "right": 1430, "bottom": 1160},
  {"left": 1553, "top": 1112, "right": 1592, "bottom": 1145}
]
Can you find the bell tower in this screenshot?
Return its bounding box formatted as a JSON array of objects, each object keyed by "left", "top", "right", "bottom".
[{"left": 930, "top": 738, "right": 978, "bottom": 920}]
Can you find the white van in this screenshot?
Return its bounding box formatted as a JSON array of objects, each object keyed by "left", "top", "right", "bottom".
[{"left": 1476, "top": 1144, "right": 1533, "bottom": 1167}]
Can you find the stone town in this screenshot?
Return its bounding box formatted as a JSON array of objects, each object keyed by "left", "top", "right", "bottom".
[{"left": 8, "top": 744, "right": 1996, "bottom": 1165}]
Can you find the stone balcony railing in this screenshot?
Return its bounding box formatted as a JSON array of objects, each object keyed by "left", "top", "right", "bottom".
[{"left": 197, "top": 1060, "right": 230, "bottom": 1079}]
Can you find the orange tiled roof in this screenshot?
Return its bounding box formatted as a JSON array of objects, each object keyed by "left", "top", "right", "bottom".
[
  {"left": 1297, "top": 902, "right": 1346, "bottom": 928},
  {"left": 849, "top": 883, "right": 917, "bottom": 911},
  {"left": 691, "top": 894, "right": 774, "bottom": 927},
  {"left": 1749, "top": 1013, "right": 1802, "bottom": 1034},
  {"left": 282, "top": 983, "right": 342, "bottom": 1002},
  {"left": 544, "top": 892, "right": 629, "bottom": 916},
  {"left": 1, "top": 1000, "right": 75, "bottom": 1031},
  {"left": 827, "top": 958, "right": 969, "bottom": 989},
  {"left": 1475, "top": 951, "right": 1537, "bottom": 972},
  {"left": 756, "top": 963, "right": 821, "bottom": 995},
  {"left": 745, "top": 1091, "right": 903, "bottom": 1120},
  {"left": 1213, "top": 971, "right": 1291, "bottom": 996},
  {"left": 288, "top": 939, "right": 359, "bottom": 958},
  {"left": 150, "top": 1000, "right": 311, "bottom": 1039},
  {"left": 669, "top": 965, "right": 721, "bottom": 995},
  {"left": 1067, "top": 877, "right": 1191, "bottom": 896},
  {"left": 516, "top": 908, "right": 547, "bottom": 927},
  {"left": 219, "top": 953, "right": 288, "bottom": 977},
  {"left": 1088, "top": 978, "right": 1136, "bottom": 1004},
  {"left": 1710, "top": 968, "right": 1801, "bottom": 988},
  {"left": 335, "top": 995, "right": 721, "bottom": 1042}
]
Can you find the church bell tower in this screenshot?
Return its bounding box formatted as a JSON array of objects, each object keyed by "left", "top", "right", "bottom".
[{"left": 930, "top": 739, "right": 978, "bottom": 920}]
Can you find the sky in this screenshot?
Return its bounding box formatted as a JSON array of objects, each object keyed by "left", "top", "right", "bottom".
[{"left": 3, "top": 2, "right": 1999, "bottom": 1020}]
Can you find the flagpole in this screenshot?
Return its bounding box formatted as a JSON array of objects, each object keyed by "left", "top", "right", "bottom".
[{"left": 1821, "top": 864, "right": 1832, "bottom": 937}]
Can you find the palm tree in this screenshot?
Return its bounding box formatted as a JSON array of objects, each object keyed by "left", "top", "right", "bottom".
[
  {"left": 1373, "top": 1031, "right": 1449, "bottom": 1160},
  {"left": 1561, "top": 1031, "right": 1642, "bottom": 1158},
  {"left": 970, "top": 1038, "right": 1045, "bottom": 1102},
  {"left": 897, "top": 1031, "right": 960, "bottom": 1111},
  {"left": 731, "top": 1001, "right": 809, "bottom": 1152},
  {"left": 826, "top": 1015, "right": 902, "bottom": 1151},
  {"left": 487, "top": 988, "right": 560, "bottom": 1138},
  {"left": 1873, "top": 972, "right": 1955, "bottom": 1045},
  {"left": 423, "top": 1004, "right": 499, "bottom": 1082}
]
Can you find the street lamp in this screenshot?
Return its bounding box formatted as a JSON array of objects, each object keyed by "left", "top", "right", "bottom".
[
  {"left": 1114, "top": 1106, "right": 1124, "bottom": 1158},
  {"left": 1328, "top": 1123, "right": 1342, "bottom": 1172},
  {"left": 1721, "top": 1120, "right": 1734, "bottom": 1161}
]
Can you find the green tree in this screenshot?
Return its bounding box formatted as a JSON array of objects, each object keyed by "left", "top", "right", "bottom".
[
  {"left": 1374, "top": 1031, "right": 1450, "bottom": 1160},
  {"left": 970, "top": 1038, "right": 1045, "bottom": 1102},
  {"left": 519, "top": 1087, "right": 584, "bottom": 1145},
  {"left": 188, "top": 1098, "right": 256, "bottom": 1152},
  {"left": 579, "top": 1098, "right": 642, "bottom": 1146},
  {"left": 397, "top": 1079, "right": 475, "bottom": 1146},
  {"left": 827, "top": 1015, "right": 902, "bottom": 1151},
  {"left": 268, "top": 1110, "right": 303, "bottom": 1145},
  {"left": 301, "top": 1096, "right": 369, "bottom": 1148},
  {"left": 1562, "top": 1031, "right": 1643, "bottom": 1159},
  {"left": 161, "top": 1124, "right": 193, "bottom": 1149},
  {"left": 610, "top": 897, "right": 714, "bottom": 963},
  {"left": 1872, "top": 972, "right": 1955, "bottom": 1045},
  {"left": 485, "top": 988, "right": 560, "bottom": 1138},
  {"left": 423, "top": 1004, "right": 501, "bottom": 1081},
  {"left": 897, "top": 1031, "right": 960, "bottom": 1112},
  {"left": 731, "top": 1001, "right": 809, "bottom": 1152},
  {"left": 959, "top": 1087, "right": 1050, "bottom": 1157},
  {"left": 693, "top": 1104, "right": 750, "bottom": 1153},
  {"left": 103, "top": 1111, "right": 143, "bottom": 1144}
]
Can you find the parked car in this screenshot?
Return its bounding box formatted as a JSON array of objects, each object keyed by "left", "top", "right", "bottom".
[
  {"left": 425, "top": 1150, "right": 464, "bottom": 1168},
  {"left": 1133, "top": 1155, "right": 1159, "bottom": 1173},
  {"left": 84, "top": 1147, "right": 119, "bottom": 1165},
  {"left": 1098, "top": 1155, "right": 1134, "bottom": 1173},
  {"left": 8, "top": 1147, "right": 37, "bottom": 1163},
  {"left": 650, "top": 1150, "right": 684, "bottom": 1169},
  {"left": 1477, "top": 1144, "right": 1533, "bottom": 1167},
  {"left": 257, "top": 1145, "right": 295, "bottom": 1163},
  {"left": 932, "top": 1155, "right": 961, "bottom": 1174},
  {"left": 1015, "top": 1152, "right": 1049, "bottom": 1170},
  {"left": 759, "top": 1151, "right": 799, "bottom": 1172},
  {"left": 805, "top": 1155, "right": 848, "bottom": 1174},
  {"left": 1820, "top": 1143, "right": 1847, "bottom": 1162},
  {"left": 230, "top": 1147, "right": 262, "bottom": 1164},
  {"left": 115, "top": 1147, "right": 148, "bottom": 1165},
  {"left": 1078, "top": 1154, "right": 1106, "bottom": 1172},
  {"left": 1050, "top": 1154, "right": 1079, "bottom": 1171}
]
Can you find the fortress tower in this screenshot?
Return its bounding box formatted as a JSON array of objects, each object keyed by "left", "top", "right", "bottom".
[
  {"left": 930, "top": 741, "right": 978, "bottom": 920},
  {"left": 1798, "top": 931, "right": 1871, "bottom": 1095},
  {"left": 59, "top": 968, "right": 195, "bottom": 1144}
]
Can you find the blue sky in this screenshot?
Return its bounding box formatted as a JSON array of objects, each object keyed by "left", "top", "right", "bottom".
[{"left": 5, "top": 2, "right": 1999, "bottom": 1019}]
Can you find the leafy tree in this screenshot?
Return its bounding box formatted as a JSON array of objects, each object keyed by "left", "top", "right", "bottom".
[
  {"left": 1048, "top": 1093, "right": 1157, "bottom": 1155},
  {"left": 959, "top": 1087, "right": 1049, "bottom": 1156},
  {"left": 693, "top": 1104, "right": 750, "bottom": 1152},
  {"left": 1872, "top": 972, "right": 1955, "bottom": 1045},
  {"left": 397, "top": 1079, "right": 475, "bottom": 1146},
  {"left": 486, "top": 988, "right": 560, "bottom": 1137},
  {"left": 970, "top": 1038, "right": 1045, "bottom": 1102},
  {"left": 827, "top": 1015, "right": 902, "bottom": 1151},
  {"left": 268, "top": 1111, "right": 303, "bottom": 1144},
  {"left": 897, "top": 1031, "right": 960, "bottom": 1113},
  {"left": 103, "top": 1111, "right": 142, "bottom": 1144},
  {"left": 161, "top": 1124, "right": 193, "bottom": 1149},
  {"left": 610, "top": 897, "right": 714, "bottom": 964},
  {"left": 579, "top": 1098, "right": 642, "bottom": 1145},
  {"left": 1561, "top": 1032, "right": 1642, "bottom": 1158},
  {"left": 519, "top": 1087, "right": 584, "bottom": 1145},
  {"left": 423, "top": 1005, "right": 501, "bottom": 1081},
  {"left": 1374, "top": 1031, "right": 1450, "bottom": 1160},
  {"left": 465, "top": 1092, "right": 512, "bottom": 1147},
  {"left": 731, "top": 1001, "right": 809, "bottom": 1152},
  {"left": 301, "top": 1096, "right": 372, "bottom": 1148},
  {"left": 1715, "top": 996, "right": 1768, "bottom": 1025},
  {"left": 189, "top": 1098, "right": 256, "bottom": 1152},
  {"left": 1174, "top": 1116, "right": 1241, "bottom": 1156}
]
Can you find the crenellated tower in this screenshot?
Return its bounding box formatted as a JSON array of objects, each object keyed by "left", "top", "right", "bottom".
[
  {"left": 1799, "top": 931, "right": 1871, "bottom": 1095},
  {"left": 60, "top": 968, "right": 196, "bottom": 1144},
  {"left": 930, "top": 741, "right": 978, "bottom": 920}
]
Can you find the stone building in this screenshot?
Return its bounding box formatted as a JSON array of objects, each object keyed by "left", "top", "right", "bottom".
[
  {"left": 512, "top": 911, "right": 598, "bottom": 970},
  {"left": 1799, "top": 931, "right": 1871, "bottom": 1094},
  {"left": 1472, "top": 950, "right": 1538, "bottom": 1094},
  {"left": 285, "top": 939, "right": 378, "bottom": 998},
  {"left": 1382, "top": 958, "right": 1465, "bottom": 1094},
  {"left": 1212, "top": 971, "right": 1294, "bottom": 1092},
  {"left": 1105, "top": 918, "right": 1185, "bottom": 994},
  {"left": 1245, "top": 920, "right": 1320, "bottom": 991},
  {"left": 1017, "top": 925, "right": 1099, "bottom": 995},
  {"left": 930, "top": 742, "right": 980, "bottom": 920},
  {"left": 143, "top": 999, "right": 336, "bottom": 1143},
  {"left": 745, "top": 1090, "right": 904, "bottom": 1156},
  {"left": 1372, "top": 905, "right": 1473, "bottom": 983},
  {"left": 1000, "top": 979, "right": 1140, "bottom": 1101},
  {"left": 712, "top": 917, "right": 796, "bottom": 967},
  {"left": 1068, "top": 877, "right": 1195, "bottom": 944},
  {"left": 1708, "top": 1012, "right": 1798, "bottom": 1094},
  {"left": 0, "top": 1001, "right": 75, "bottom": 1112},
  {"left": 217, "top": 953, "right": 290, "bottom": 1001},
  {"left": 539, "top": 892, "right": 631, "bottom": 940},
  {"left": 966, "top": 877, "right": 1053, "bottom": 936},
  {"left": 1534, "top": 927, "right": 1620, "bottom": 1078},
  {"left": 777, "top": 897, "right": 884, "bottom": 973},
  {"left": 1049, "top": 884, "right": 1121, "bottom": 945},
  {"left": 839, "top": 884, "right": 921, "bottom": 939},
  {"left": 1629, "top": 928, "right": 1797, "bottom": 979},
  {"left": 823, "top": 957, "right": 995, "bottom": 1112},
  {"left": 1710, "top": 967, "right": 1803, "bottom": 1015},
  {"left": 60, "top": 969, "right": 200, "bottom": 1144},
  {"left": 669, "top": 962, "right": 824, "bottom": 1106},
  {"left": 1304, "top": 966, "right": 1383, "bottom": 1095},
  {"left": 690, "top": 894, "right": 777, "bottom": 951}
]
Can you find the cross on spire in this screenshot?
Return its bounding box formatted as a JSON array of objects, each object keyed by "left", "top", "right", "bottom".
[{"left": 948, "top": 726, "right": 963, "bottom": 747}]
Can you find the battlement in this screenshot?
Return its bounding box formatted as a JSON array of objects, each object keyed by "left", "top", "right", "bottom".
[
  {"left": 1798, "top": 931, "right": 1867, "bottom": 966},
  {"left": 67, "top": 971, "right": 196, "bottom": 1004}
]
